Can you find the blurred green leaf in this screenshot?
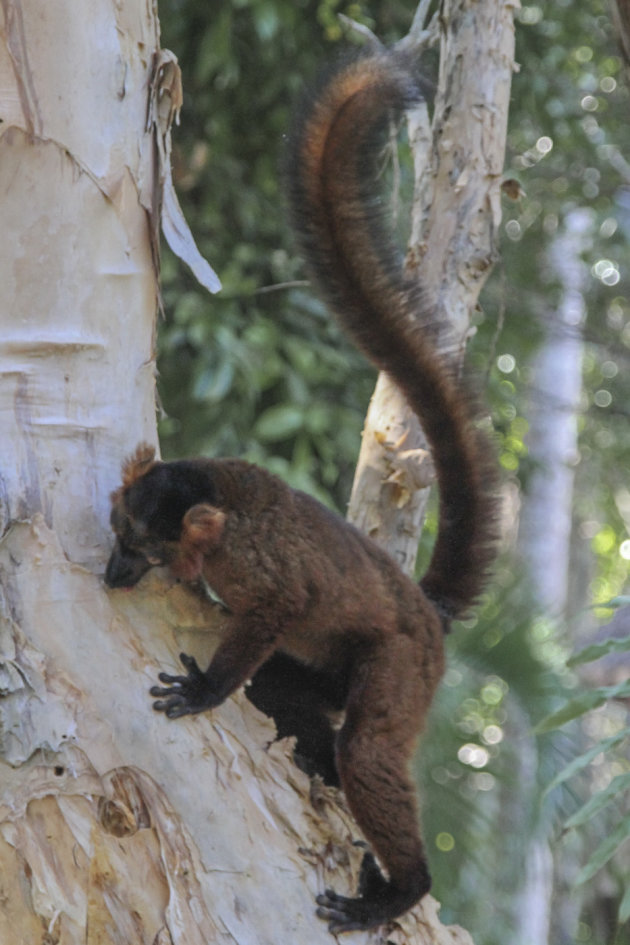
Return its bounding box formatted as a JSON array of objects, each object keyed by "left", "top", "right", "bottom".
[
  {"left": 535, "top": 680, "right": 630, "bottom": 733},
  {"left": 192, "top": 360, "right": 235, "bottom": 401},
  {"left": 253, "top": 404, "right": 305, "bottom": 441},
  {"left": 564, "top": 771, "right": 630, "bottom": 830},
  {"left": 567, "top": 633, "right": 630, "bottom": 667},
  {"left": 574, "top": 811, "right": 630, "bottom": 885},
  {"left": 543, "top": 731, "right": 630, "bottom": 794}
]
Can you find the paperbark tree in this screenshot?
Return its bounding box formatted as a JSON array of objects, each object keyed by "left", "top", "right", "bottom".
[{"left": 0, "top": 1, "right": 513, "bottom": 943}]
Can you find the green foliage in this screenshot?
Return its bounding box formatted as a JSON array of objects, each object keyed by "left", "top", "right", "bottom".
[
  {"left": 157, "top": 0, "right": 419, "bottom": 508},
  {"left": 157, "top": 0, "right": 630, "bottom": 560},
  {"left": 536, "top": 604, "right": 630, "bottom": 930},
  {"left": 158, "top": 0, "right": 630, "bottom": 587},
  {"left": 418, "top": 581, "right": 572, "bottom": 943},
  {"left": 480, "top": 1, "right": 630, "bottom": 608}
]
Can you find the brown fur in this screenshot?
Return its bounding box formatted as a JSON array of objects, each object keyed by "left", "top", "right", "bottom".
[
  {"left": 286, "top": 51, "right": 498, "bottom": 617},
  {"left": 105, "top": 50, "right": 499, "bottom": 934},
  {"left": 107, "top": 449, "right": 442, "bottom": 921},
  {"left": 121, "top": 443, "right": 156, "bottom": 488}
]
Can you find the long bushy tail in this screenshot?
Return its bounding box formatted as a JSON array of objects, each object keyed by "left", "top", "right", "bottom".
[{"left": 284, "top": 50, "right": 498, "bottom": 619}]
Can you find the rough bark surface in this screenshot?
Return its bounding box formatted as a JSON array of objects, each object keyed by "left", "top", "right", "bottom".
[{"left": 0, "top": 1, "right": 485, "bottom": 943}]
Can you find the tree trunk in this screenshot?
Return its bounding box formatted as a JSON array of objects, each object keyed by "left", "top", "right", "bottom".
[
  {"left": 518, "top": 209, "right": 589, "bottom": 618},
  {"left": 514, "top": 209, "right": 590, "bottom": 945},
  {"left": 0, "top": 2, "right": 512, "bottom": 943}
]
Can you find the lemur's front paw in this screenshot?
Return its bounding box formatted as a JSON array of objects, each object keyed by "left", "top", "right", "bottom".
[{"left": 150, "top": 652, "right": 218, "bottom": 718}]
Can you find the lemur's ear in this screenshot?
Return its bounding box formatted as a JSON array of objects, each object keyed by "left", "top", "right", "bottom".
[
  {"left": 121, "top": 443, "right": 157, "bottom": 488},
  {"left": 181, "top": 504, "right": 227, "bottom": 552}
]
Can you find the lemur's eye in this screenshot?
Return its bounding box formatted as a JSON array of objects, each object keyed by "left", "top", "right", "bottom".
[{"left": 146, "top": 554, "right": 164, "bottom": 566}]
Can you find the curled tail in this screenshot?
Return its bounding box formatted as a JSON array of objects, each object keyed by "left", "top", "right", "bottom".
[{"left": 285, "top": 50, "right": 498, "bottom": 619}]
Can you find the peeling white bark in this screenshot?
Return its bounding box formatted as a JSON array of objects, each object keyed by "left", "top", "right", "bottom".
[{"left": 0, "top": 0, "right": 160, "bottom": 565}]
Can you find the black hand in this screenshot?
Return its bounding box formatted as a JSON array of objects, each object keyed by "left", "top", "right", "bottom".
[
  {"left": 316, "top": 852, "right": 429, "bottom": 933},
  {"left": 150, "top": 652, "right": 219, "bottom": 718},
  {"left": 316, "top": 889, "right": 376, "bottom": 934}
]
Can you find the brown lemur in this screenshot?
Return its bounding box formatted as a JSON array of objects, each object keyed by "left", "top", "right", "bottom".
[{"left": 105, "top": 49, "right": 498, "bottom": 934}]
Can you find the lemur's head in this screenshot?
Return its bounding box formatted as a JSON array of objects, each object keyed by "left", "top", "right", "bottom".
[{"left": 105, "top": 444, "right": 225, "bottom": 589}]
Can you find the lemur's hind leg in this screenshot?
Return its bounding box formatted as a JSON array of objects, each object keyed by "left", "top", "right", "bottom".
[
  {"left": 246, "top": 652, "right": 347, "bottom": 786},
  {"left": 317, "top": 634, "right": 439, "bottom": 932}
]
